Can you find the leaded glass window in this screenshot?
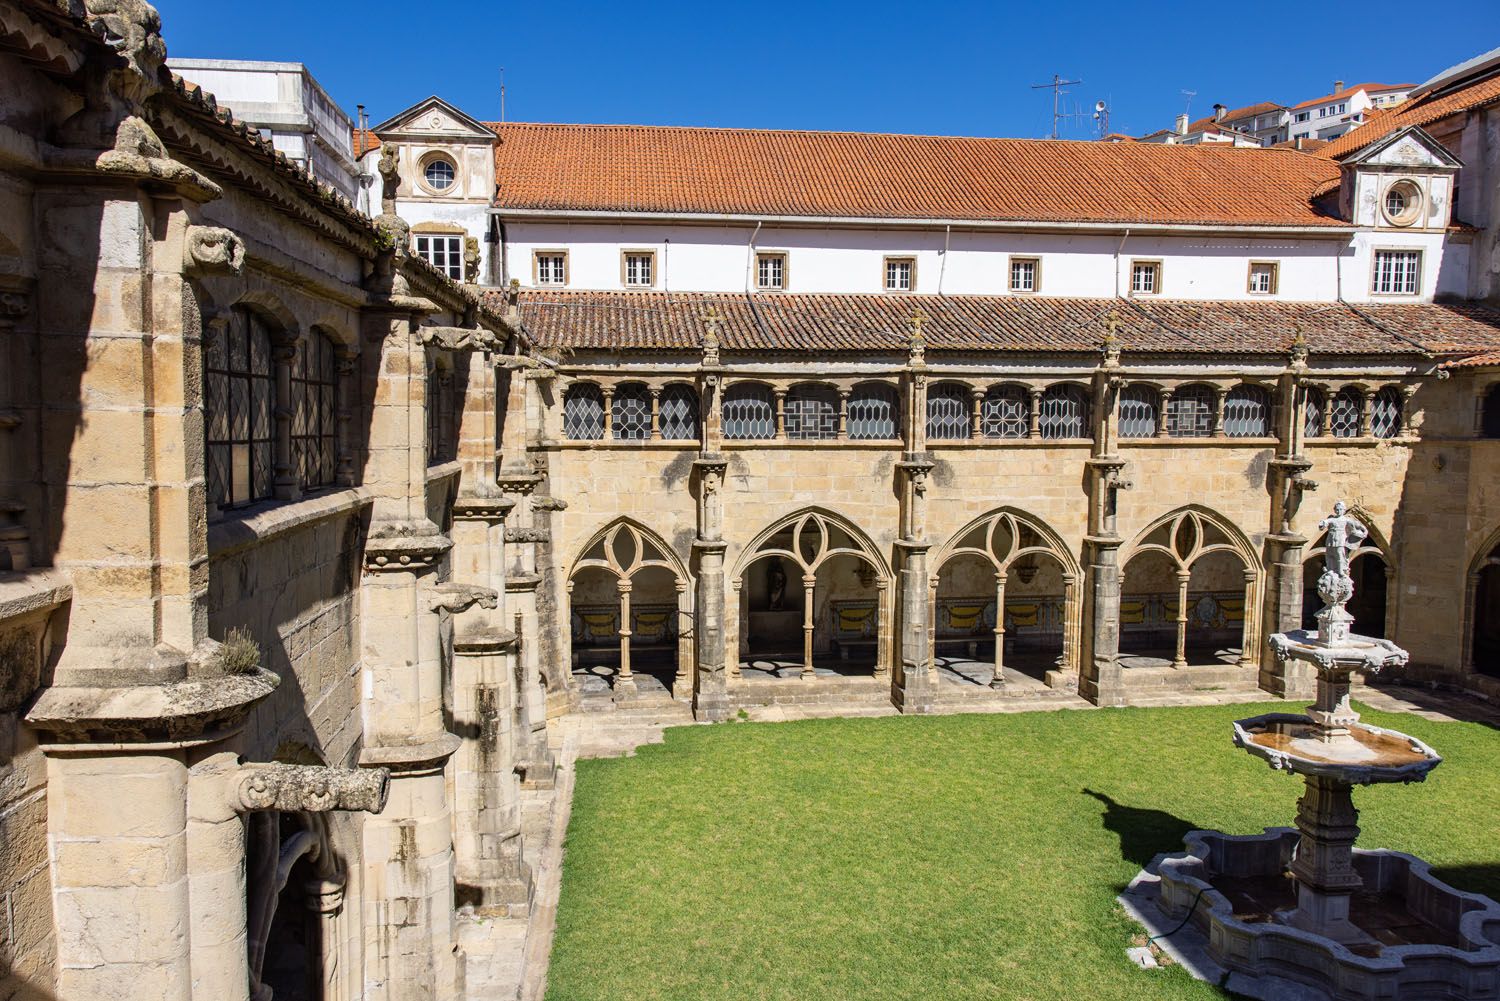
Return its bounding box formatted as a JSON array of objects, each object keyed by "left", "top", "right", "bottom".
[
  {"left": 926, "top": 383, "right": 970, "bottom": 440},
  {"left": 1223, "top": 385, "right": 1270, "bottom": 438},
  {"left": 292, "top": 330, "right": 338, "bottom": 490},
  {"left": 1039, "top": 384, "right": 1089, "bottom": 440},
  {"left": 722, "top": 383, "right": 775, "bottom": 440},
  {"left": 785, "top": 384, "right": 838, "bottom": 440},
  {"left": 563, "top": 383, "right": 605, "bottom": 440},
  {"left": 611, "top": 383, "right": 651, "bottom": 441},
  {"left": 1302, "top": 387, "right": 1326, "bottom": 438},
  {"left": 206, "top": 307, "right": 275, "bottom": 509},
  {"left": 658, "top": 384, "right": 699, "bottom": 440},
  {"left": 847, "top": 383, "right": 898, "bottom": 440},
  {"left": 980, "top": 385, "right": 1029, "bottom": 439},
  {"left": 427, "top": 363, "right": 450, "bottom": 464},
  {"left": 1330, "top": 387, "right": 1361, "bottom": 438},
  {"left": 1166, "top": 384, "right": 1214, "bottom": 438},
  {"left": 1117, "top": 384, "right": 1158, "bottom": 439},
  {"left": 1371, "top": 386, "right": 1402, "bottom": 439}
]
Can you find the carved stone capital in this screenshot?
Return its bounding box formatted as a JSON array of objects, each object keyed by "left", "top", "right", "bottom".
[
  {"left": 362, "top": 521, "right": 452, "bottom": 572},
  {"left": 235, "top": 763, "right": 389, "bottom": 814},
  {"left": 184, "top": 225, "right": 245, "bottom": 276}
]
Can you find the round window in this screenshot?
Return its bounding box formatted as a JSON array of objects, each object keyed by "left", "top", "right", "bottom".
[
  {"left": 1381, "top": 180, "right": 1422, "bottom": 226},
  {"left": 423, "top": 156, "right": 456, "bottom": 192}
]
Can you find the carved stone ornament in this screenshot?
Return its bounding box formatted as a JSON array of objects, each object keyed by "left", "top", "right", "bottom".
[
  {"left": 464, "top": 236, "right": 480, "bottom": 283},
  {"left": 0, "top": 291, "right": 31, "bottom": 323},
  {"left": 417, "top": 325, "right": 499, "bottom": 353},
  {"left": 701, "top": 305, "right": 722, "bottom": 367},
  {"left": 505, "top": 526, "right": 550, "bottom": 544},
  {"left": 235, "top": 762, "right": 389, "bottom": 814},
  {"left": 86, "top": 0, "right": 167, "bottom": 81},
  {"left": 184, "top": 225, "right": 245, "bottom": 275},
  {"left": 907, "top": 308, "right": 927, "bottom": 366},
  {"left": 429, "top": 581, "right": 498, "bottom": 615}
]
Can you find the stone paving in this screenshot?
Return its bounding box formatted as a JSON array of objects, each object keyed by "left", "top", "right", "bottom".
[{"left": 457, "top": 679, "right": 1500, "bottom": 1000}]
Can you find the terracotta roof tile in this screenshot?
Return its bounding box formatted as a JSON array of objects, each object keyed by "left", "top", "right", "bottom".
[
  {"left": 488, "top": 123, "right": 1346, "bottom": 228},
  {"left": 1320, "top": 71, "right": 1500, "bottom": 159},
  {"left": 1291, "top": 83, "right": 1412, "bottom": 111},
  {"left": 352, "top": 128, "right": 380, "bottom": 157},
  {"left": 1443, "top": 348, "right": 1500, "bottom": 368},
  {"left": 495, "top": 290, "right": 1500, "bottom": 358},
  {"left": 1270, "top": 138, "right": 1331, "bottom": 153}
]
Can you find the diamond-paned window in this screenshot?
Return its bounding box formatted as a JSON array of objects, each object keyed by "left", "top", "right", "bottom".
[
  {"left": 1166, "top": 384, "right": 1214, "bottom": 438},
  {"left": 563, "top": 383, "right": 605, "bottom": 440},
  {"left": 291, "top": 330, "right": 338, "bottom": 490},
  {"left": 1039, "top": 384, "right": 1089, "bottom": 439},
  {"left": 785, "top": 384, "right": 838, "bottom": 440},
  {"left": 980, "top": 385, "right": 1029, "bottom": 438},
  {"left": 1117, "top": 384, "right": 1159, "bottom": 439},
  {"left": 1302, "top": 387, "right": 1326, "bottom": 438},
  {"left": 658, "top": 384, "right": 699, "bottom": 440},
  {"left": 1330, "top": 387, "right": 1362, "bottom": 438},
  {"left": 206, "top": 307, "right": 275, "bottom": 509},
  {"left": 722, "top": 383, "right": 775, "bottom": 440},
  {"left": 1223, "top": 384, "right": 1270, "bottom": 438},
  {"left": 611, "top": 383, "right": 651, "bottom": 441},
  {"left": 847, "top": 383, "right": 898, "bottom": 440},
  {"left": 926, "top": 383, "right": 970, "bottom": 440},
  {"left": 1371, "top": 386, "right": 1402, "bottom": 439}
]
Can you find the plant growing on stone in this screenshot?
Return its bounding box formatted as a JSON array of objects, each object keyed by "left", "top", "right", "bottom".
[{"left": 216, "top": 626, "right": 262, "bottom": 675}]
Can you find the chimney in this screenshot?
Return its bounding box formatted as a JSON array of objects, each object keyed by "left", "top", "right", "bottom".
[
  {"left": 1213, "top": 103, "right": 1227, "bottom": 121},
  {"left": 1175, "top": 113, "right": 1189, "bottom": 135},
  {"left": 1334, "top": 80, "right": 1345, "bottom": 94}
]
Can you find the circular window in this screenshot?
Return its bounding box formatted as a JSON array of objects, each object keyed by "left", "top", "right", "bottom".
[
  {"left": 1381, "top": 180, "right": 1422, "bottom": 226},
  {"left": 422, "top": 155, "right": 456, "bottom": 193}
]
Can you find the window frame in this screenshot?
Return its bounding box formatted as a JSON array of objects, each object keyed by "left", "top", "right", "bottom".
[
  {"left": 755, "top": 251, "right": 788, "bottom": 291},
  {"left": 883, "top": 255, "right": 917, "bottom": 293},
  {"left": 1370, "top": 248, "right": 1423, "bottom": 296},
  {"left": 1129, "top": 259, "right": 1163, "bottom": 297},
  {"left": 290, "top": 329, "right": 339, "bottom": 491},
  {"left": 1380, "top": 180, "right": 1424, "bottom": 227},
  {"left": 1246, "top": 260, "right": 1279, "bottom": 295},
  {"left": 205, "top": 307, "right": 276, "bottom": 511},
  {"left": 417, "top": 151, "right": 459, "bottom": 195},
  {"left": 413, "top": 233, "right": 464, "bottom": 281},
  {"left": 1008, "top": 255, "right": 1041, "bottom": 294},
  {"left": 620, "top": 249, "right": 657, "bottom": 289},
  {"left": 533, "top": 249, "right": 569, "bottom": 287}
]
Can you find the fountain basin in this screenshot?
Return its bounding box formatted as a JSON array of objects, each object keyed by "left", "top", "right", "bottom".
[
  {"left": 1155, "top": 829, "right": 1500, "bottom": 1000},
  {"left": 1234, "top": 713, "right": 1441, "bottom": 785},
  {"left": 1269, "top": 629, "right": 1410, "bottom": 674}
]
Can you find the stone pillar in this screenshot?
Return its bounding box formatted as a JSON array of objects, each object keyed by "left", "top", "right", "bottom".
[
  {"left": 1156, "top": 389, "right": 1174, "bottom": 438},
  {"left": 187, "top": 751, "right": 253, "bottom": 1001},
  {"left": 1263, "top": 368, "right": 1318, "bottom": 697},
  {"left": 1286, "top": 775, "right": 1365, "bottom": 943},
  {"left": 894, "top": 454, "right": 937, "bottom": 714},
  {"left": 990, "top": 571, "right": 1008, "bottom": 688},
  {"left": 616, "top": 578, "right": 636, "bottom": 689},
  {"left": 0, "top": 284, "right": 31, "bottom": 570},
  {"left": 692, "top": 453, "right": 730, "bottom": 721},
  {"left": 1172, "top": 568, "right": 1191, "bottom": 669},
  {"left": 1079, "top": 454, "right": 1131, "bottom": 706},
  {"left": 272, "top": 330, "right": 302, "bottom": 502}
]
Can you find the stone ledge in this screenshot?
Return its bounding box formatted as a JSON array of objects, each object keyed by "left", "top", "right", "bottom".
[
  {"left": 208, "top": 487, "right": 373, "bottom": 558},
  {"left": 0, "top": 568, "right": 71, "bottom": 622},
  {"left": 26, "top": 667, "right": 280, "bottom": 745}
]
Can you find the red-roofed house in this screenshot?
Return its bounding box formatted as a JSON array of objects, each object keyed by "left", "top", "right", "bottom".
[{"left": 1287, "top": 81, "right": 1414, "bottom": 142}]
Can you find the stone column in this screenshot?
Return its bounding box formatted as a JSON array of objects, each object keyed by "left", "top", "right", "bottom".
[
  {"left": 1028, "top": 387, "right": 1043, "bottom": 439},
  {"left": 799, "top": 573, "right": 816, "bottom": 679},
  {"left": 990, "top": 571, "right": 1008, "bottom": 688},
  {"left": 0, "top": 284, "right": 31, "bottom": 570},
  {"left": 1262, "top": 366, "right": 1318, "bottom": 697},
  {"left": 873, "top": 578, "right": 891, "bottom": 682},
  {"left": 970, "top": 388, "right": 984, "bottom": 439},
  {"left": 1079, "top": 455, "right": 1131, "bottom": 706},
  {"left": 1212, "top": 386, "right": 1229, "bottom": 438},
  {"left": 894, "top": 454, "right": 937, "bottom": 714},
  {"left": 616, "top": 577, "right": 636, "bottom": 689},
  {"left": 1286, "top": 775, "right": 1365, "bottom": 943},
  {"left": 272, "top": 330, "right": 302, "bottom": 502},
  {"left": 692, "top": 453, "right": 731, "bottom": 721},
  {"left": 1156, "top": 389, "right": 1174, "bottom": 438},
  {"left": 335, "top": 349, "right": 359, "bottom": 488},
  {"left": 1239, "top": 567, "right": 1258, "bottom": 667},
  {"left": 1172, "top": 567, "right": 1191, "bottom": 668}
]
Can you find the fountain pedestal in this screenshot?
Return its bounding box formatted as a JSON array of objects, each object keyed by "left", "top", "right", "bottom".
[{"left": 1286, "top": 774, "right": 1366, "bottom": 944}]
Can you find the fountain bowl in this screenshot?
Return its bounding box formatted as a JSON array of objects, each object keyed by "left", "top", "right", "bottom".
[{"left": 1233, "top": 712, "right": 1442, "bottom": 785}]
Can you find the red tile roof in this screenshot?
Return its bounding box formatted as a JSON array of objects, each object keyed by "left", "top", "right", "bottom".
[
  {"left": 352, "top": 128, "right": 380, "bottom": 157},
  {"left": 1320, "top": 70, "right": 1500, "bottom": 159},
  {"left": 488, "top": 123, "right": 1346, "bottom": 228},
  {"left": 1270, "top": 138, "right": 1331, "bottom": 153},
  {"left": 1291, "top": 83, "right": 1412, "bottom": 111},
  {"left": 496, "top": 290, "right": 1500, "bottom": 358}
]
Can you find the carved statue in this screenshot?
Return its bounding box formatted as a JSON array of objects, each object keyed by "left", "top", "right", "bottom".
[
  {"left": 464, "top": 236, "right": 480, "bottom": 283},
  {"left": 1318, "top": 501, "right": 1368, "bottom": 581},
  {"left": 767, "top": 558, "right": 787, "bottom": 611},
  {"left": 377, "top": 144, "right": 400, "bottom": 215}
]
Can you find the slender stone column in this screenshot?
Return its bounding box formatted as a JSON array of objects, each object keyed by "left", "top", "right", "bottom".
[
  {"left": 617, "top": 578, "right": 637, "bottom": 688},
  {"left": 990, "top": 571, "right": 1008, "bottom": 688},
  {"left": 1079, "top": 356, "right": 1131, "bottom": 706},
  {"left": 800, "top": 573, "right": 816, "bottom": 678},
  {"left": 692, "top": 451, "right": 731, "bottom": 721},
  {"left": 894, "top": 447, "right": 937, "bottom": 713},
  {"left": 1239, "top": 567, "right": 1258, "bottom": 667},
  {"left": 1172, "top": 568, "right": 1191, "bottom": 669},
  {"left": 272, "top": 330, "right": 302, "bottom": 502}
]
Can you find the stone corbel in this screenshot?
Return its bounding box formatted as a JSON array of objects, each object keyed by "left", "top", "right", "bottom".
[
  {"left": 504, "top": 526, "right": 550, "bottom": 544},
  {"left": 183, "top": 225, "right": 245, "bottom": 275},
  {"left": 234, "top": 762, "right": 389, "bottom": 814},
  {"left": 430, "top": 581, "right": 499, "bottom": 615},
  {"left": 417, "top": 325, "right": 500, "bottom": 353},
  {"left": 530, "top": 495, "right": 568, "bottom": 512}
]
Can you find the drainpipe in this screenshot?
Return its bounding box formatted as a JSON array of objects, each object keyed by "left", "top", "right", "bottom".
[
  {"left": 1114, "top": 228, "right": 1131, "bottom": 297},
  {"left": 744, "top": 220, "right": 762, "bottom": 293},
  {"left": 938, "top": 223, "right": 951, "bottom": 295}
]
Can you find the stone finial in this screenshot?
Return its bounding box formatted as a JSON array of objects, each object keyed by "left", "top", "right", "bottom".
[
  {"left": 374, "top": 144, "right": 410, "bottom": 250},
  {"left": 1289, "top": 324, "right": 1310, "bottom": 368},
  {"left": 1101, "top": 310, "right": 1123, "bottom": 366},
  {"left": 235, "top": 763, "right": 389, "bottom": 814},
  {"left": 702, "top": 305, "right": 722, "bottom": 366},
  {"left": 908, "top": 307, "right": 927, "bottom": 366}
]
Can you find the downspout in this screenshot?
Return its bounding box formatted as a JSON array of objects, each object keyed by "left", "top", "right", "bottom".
[
  {"left": 938, "top": 224, "right": 951, "bottom": 295},
  {"left": 1114, "top": 228, "right": 1131, "bottom": 297},
  {"left": 663, "top": 237, "right": 671, "bottom": 294},
  {"left": 744, "top": 220, "right": 762, "bottom": 293}
]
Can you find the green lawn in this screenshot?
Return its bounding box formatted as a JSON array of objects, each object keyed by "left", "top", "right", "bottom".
[{"left": 546, "top": 703, "right": 1500, "bottom": 1001}]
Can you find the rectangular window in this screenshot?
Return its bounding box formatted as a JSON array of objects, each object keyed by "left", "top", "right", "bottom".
[
  {"left": 1130, "top": 260, "right": 1161, "bottom": 296},
  {"left": 1247, "top": 261, "right": 1279, "bottom": 295},
  {"left": 622, "top": 250, "right": 656, "bottom": 288},
  {"left": 534, "top": 250, "right": 568, "bottom": 286},
  {"left": 414, "top": 235, "right": 463, "bottom": 281},
  {"left": 1371, "top": 249, "right": 1422, "bottom": 295},
  {"left": 1009, "top": 256, "right": 1039, "bottom": 293},
  {"left": 1295, "top": 112, "right": 1310, "bottom": 122},
  {"left": 884, "top": 256, "right": 915, "bottom": 292},
  {"left": 756, "top": 252, "right": 787, "bottom": 290}
]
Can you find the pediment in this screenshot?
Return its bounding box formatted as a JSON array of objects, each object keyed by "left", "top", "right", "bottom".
[
  {"left": 1342, "top": 125, "right": 1462, "bottom": 169},
  {"left": 373, "top": 96, "right": 496, "bottom": 141}
]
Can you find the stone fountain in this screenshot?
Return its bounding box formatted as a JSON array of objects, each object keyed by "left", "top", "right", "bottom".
[{"left": 1123, "top": 502, "right": 1500, "bottom": 1000}]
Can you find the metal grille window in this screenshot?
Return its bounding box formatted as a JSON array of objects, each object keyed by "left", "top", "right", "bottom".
[
  {"left": 1223, "top": 385, "right": 1270, "bottom": 438},
  {"left": 291, "top": 330, "right": 338, "bottom": 490},
  {"left": 785, "top": 384, "right": 838, "bottom": 440},
  {"left": 1371, "top": 386, "right": 1402, "bottom": 439},
  {"left": 1330, "top": 387, "right": 1361, "bottom": 438},
  {"left": 1166, "top": 384, "right": 1214, "bottom": 438},
  {"left": 1302, "top": 387, "right": 1326, "bottom": 438},
  {"left": 847, "top": 383, "right": 898, "bottom": 440},
  {"left": 722, "top": 383, "right": 775, "bottom": 440},
  {"left": 1371, "top": 250, "right": 1421, "bottom": 295},
  {"left": 1117, "top": 384, "right": 1159, "bottom": 438},
  {"left": 414, "top": 235, "right": 462, "bottom": 281},
  {"left": 1039, "top": 384, "right": 1089, "bottom": 439},
  {"left": 205, "top": 307, "right": 274, "bottom": 509},
  {"left": 926, "top": 383, "right": 970, "bottom": 440},
  {"left": 611, "top": 383, "right": 651, "bottom": 441},
  {"left": 658, "top": 384, "right": 699, "bottom": 440},
  {"left": 563, "top": 383, "right": 605, "bottom": 440},
  {"left": 980, "top": 385, "right": 1028, "bottom": 438}
]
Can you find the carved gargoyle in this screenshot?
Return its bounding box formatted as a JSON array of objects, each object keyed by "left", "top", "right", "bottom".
[
  {"left": 235, "top": 763, "right": 389, "bottom": 814},
  {"left": 429, "top": 581, "right": 498, "bottom": 615},
  {"left": 184, "top": 225, "right": 245, "bottom": 275}
]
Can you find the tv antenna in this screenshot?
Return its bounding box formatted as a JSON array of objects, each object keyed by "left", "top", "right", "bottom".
[
  {"left": 500, "top": 67, "right": 506, "bottom": 123},
  {"left": 1092, "top": 99, "right": 1110, "bottom": 138},
  {"left": 1180, "top": 89, "right": 1197, "bottom": 118},
  {"left": 1031, "top": 74, "right": 1083, "bottom": 139}
]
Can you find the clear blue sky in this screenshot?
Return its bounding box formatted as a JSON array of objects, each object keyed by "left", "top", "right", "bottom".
[{"left": 155, "top": 0, "right": 1497, "bottom": 139}]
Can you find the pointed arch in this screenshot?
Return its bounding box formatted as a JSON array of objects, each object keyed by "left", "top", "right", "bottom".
[
  {"left": 570, "top": 517, "right": 689, "bottom": 585},
  {"left": 731, "top": 506, "right": 888, "bottom": 585},
  {"left": 1463, "top": 523, "right": 1500, "bottom": 675},
  {"left": 933, "top": 507, "right": 1080, "bottom": 578},
  {"left": 1121, "top": 504, "right": 1261, "bottom": 573}
]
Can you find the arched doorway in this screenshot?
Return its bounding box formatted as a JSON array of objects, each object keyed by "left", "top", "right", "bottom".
[
  {"left": 1468, "top": 534, "right": 1500, "bottom": 677},
  {"left": 732, "top": 510, "right": 889, "bottom": 680},
  {"left": 1302, "top": 519, "right": 1391, "bottom": 639},
  {"left": 568, "top": 521, "right": 690, "bottom": 699},
  {"left": 1120, "top": 508, "right": 1260, "bottom": 670},
  {"left": 930, "top": 509, "right": 1079, "bottom": 689}
]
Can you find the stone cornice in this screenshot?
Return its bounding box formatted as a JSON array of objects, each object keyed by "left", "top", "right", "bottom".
[{"left": 26, "top": 667, "right": 279, "bottom": 745}]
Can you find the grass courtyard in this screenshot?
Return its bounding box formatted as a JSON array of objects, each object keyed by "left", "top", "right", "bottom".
[{"left": 545, "top": 703, "right": 1500, "bottom": 1001}]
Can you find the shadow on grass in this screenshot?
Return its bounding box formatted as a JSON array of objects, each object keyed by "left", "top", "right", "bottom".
[
  {"left": 1429, "top": 863, "right": 1500, "bottom": 901},
  {"left": 1083, "top": 788, "right": 1197, "bottom": 870}
]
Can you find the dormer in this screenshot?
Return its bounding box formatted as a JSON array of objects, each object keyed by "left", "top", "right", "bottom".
[
  {"left": 1338, "top": 125, "right": 1462, "bottom": 232},
  {"left": 370, "top": 96, "right": 496, "bottom": 203}
]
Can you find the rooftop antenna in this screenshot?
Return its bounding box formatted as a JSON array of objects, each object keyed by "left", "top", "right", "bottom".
[
  {"left": 499, "top": 67, "right": 506, "bottom": 123},
  {"left": 1092, "top": 99, "right": 1110, "bottom": 138},
  {"left": 1031, "top": 73, "right": 1083, "bottom": 139},
  {"left": 1180, "top": 89, "right": 1198, "bottom": 118}
]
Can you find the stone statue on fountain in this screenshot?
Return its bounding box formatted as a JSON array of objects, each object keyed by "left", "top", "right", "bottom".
[{"left": 1313, "top": 500, "right": 1368, "bottom": 645}]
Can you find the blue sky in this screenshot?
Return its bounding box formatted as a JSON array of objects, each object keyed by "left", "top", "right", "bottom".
[{"left": 155, "top": 0, "right": 1496, "bottom": 139}]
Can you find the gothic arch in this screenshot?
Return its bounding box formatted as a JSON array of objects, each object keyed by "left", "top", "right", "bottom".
[
  {"left": 933, "top": 507, "right": 1080, "bottom": 577},
  {"left": 1463, "top": 523, "right": 1500, "bottom": 675},
  {"left": 730, "top": 506, "right": 889, "bottom": 583},
  {"left": 231, "top": 289, "right": 301, "bottom": 337}
]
